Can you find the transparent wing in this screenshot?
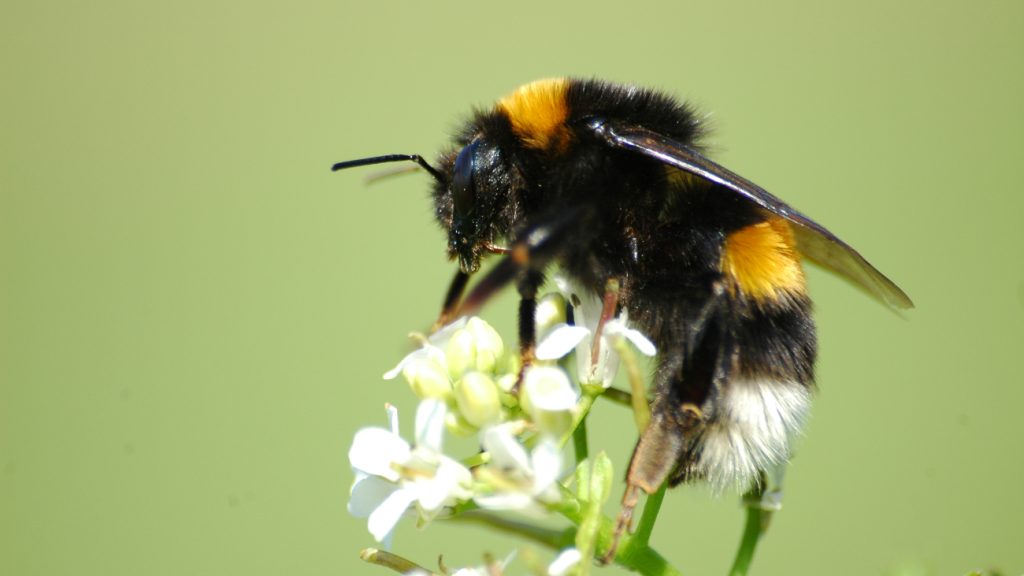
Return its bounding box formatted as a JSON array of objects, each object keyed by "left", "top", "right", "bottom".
[{"left": 586, "top": 118, "right": 913, "bottom": 311}]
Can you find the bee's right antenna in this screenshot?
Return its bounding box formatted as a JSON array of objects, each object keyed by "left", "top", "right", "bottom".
[{"left": 331, "top": 154, "right": 446, "bottom": 185}]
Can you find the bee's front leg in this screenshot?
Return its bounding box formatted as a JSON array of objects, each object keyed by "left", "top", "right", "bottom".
[
  {"left": 432, "top": 269, "right": 470, "bottom": 332},
  {"left": 513, "top": 270, "right": 545, "bottom": 393}
]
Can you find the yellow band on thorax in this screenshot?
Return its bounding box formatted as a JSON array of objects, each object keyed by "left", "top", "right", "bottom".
[{"left": 497, "top": 78, "right": 571, "bottom": 152}]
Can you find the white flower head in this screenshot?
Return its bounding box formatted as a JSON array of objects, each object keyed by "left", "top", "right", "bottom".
[
  {"left": 473, "top": 423, "right": 563, "bottom": 512},
  {"left": 384, "top": 317, "right": 508, "bottom": 406},
  {"left": 518, "top": 365, "right": 579, "bottom": 436},
  {"left": 348, "top": 400, "right": 472, "bottom": 545},
  {"left": 535, "top": 275, "right": 655, "bottom": 387}
]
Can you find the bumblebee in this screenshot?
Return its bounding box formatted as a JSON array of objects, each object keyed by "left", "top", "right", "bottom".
[{"left": 334, "top": 78, "right": 912, "bottom": 543}]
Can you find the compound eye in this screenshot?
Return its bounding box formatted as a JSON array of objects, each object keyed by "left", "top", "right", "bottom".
[{"left": 451, "top": 138, "right": 480, "bottom": 221}]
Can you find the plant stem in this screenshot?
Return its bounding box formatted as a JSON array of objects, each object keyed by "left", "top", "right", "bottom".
[
  {"left": 460, "top": 488, "right": 683, "bottom": 575},
  {"left": 728, "top": 483, "right": 770, "bottom": 576},
  {"left": 451, "top": 511, "right": 570, "bottom": 550},
  {"left": 613, "top": 339, "right": 650, "bottom": 432},
  {"left": 555, "top": 488, "right": 682, "bottom": 576},
  {"left": 632, "top": 483, "right": 667, "bottom": 548},
  {"left": 601, "top": 386, "right": 633, "bottom": 407},
  {"left": 560, "top": 389, "right": 598, "bottom": 451},
  {"left": 573, "top": 417, "right": 589, "bottom": 463}
]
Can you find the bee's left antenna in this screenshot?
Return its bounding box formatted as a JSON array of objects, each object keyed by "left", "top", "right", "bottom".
[{"left": 331, "top": 154, "right": 445, "bottom": 185}]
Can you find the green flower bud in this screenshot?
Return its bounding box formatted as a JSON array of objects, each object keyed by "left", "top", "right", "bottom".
[
  {"left": 445, "top": 409, "right": 478, "bottom": 437},
  {"left": 575, "top": 452, "right": 614, "bottom": 560},
  {"left": 534, "top": 293, "right": 568, "bottom": 336},
  {"left": 532, "top": 408, "right": 574, "bottom": 438},
  {"left": 445, "top": 328, "right": 477, "bottom": 380},
  {"left": 445, "top": 317, "right": 505, "bottom": 378},
  {"left": 454, "top": 372, "right": 502, "bottom": 428},
  {"left": 519, "top": 366, "right": 577, "bottom": 417},
  {"left": 519, "top": 366, "right": 578, "bottom": 437},
  {"left": 402, "top": 356, "right": 452, "bottom": 400},
  {"left": 494, "top": 351, "right": 522, "bottom": 393},
  {"left": 466, "top": 317, "right": 504, "bottom": 373}
]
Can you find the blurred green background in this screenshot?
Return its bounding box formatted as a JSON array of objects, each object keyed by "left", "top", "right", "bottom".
[{"left": 3, "top": 1, "right": 1022, "bottom": 574}]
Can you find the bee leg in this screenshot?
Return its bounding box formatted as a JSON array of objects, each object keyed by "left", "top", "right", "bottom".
[
  {"left": 432, "top": 269, "right": 470, "bottom": 332},
  {"left": 604, "top": 289, "right": 731, "bottom": 563},
  {"left": 456, "top": 208, "right": 584, "bottom": 318},
  {"left": 513, "top": 271, "right": 545, "bottom": 392},
  {"left": 456, "top": 211, "right": 583, "bottom": 391},
  {"left": 601, "top": 402, "right": 696, "bottom": 564}
]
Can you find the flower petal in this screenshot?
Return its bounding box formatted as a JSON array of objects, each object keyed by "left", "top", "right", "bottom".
[
  {"left": 416, "top": 456, "right": 472, "bottom": 512},
  {"left": 383, "top": 318, "right": 468, "bottom": 380},
  {"left": 414, "top": 398, "right": 447, "bottom": 454},
  {"left": 385, "top": 404, "right": 400, "bottom": 436},
  {"left": 349, "top": 428, "right": 410, "bottom": 481},
  {"left": 523, "top": 366, "right": 579, "bottom": 411},
  {"left": 367, "top": 487, "right": 416, "bottom": 543},
  {"left": 530, "top": 439, "right": 563, "bottom": 494},
  {"left": 535, "top": 324, "right": 590, "bottom": 360},
  {"left": 604, "top": 320, "right": 657, "bottom": 356},
  {"left": 482, "top": 424, "right": 531, "bottom": 472},
  {"left": 548, "top": 548, "right": 582, "bottom": 576},
  {"left": 432, "top": 316, "right": 469, "bottom": 342},
  {"left": 383, "top": 347, "right": 425, "bottom": 380},
  {"left": 348, "top": 474, "right": 398, "bottom": 518},
  {"left": 534, "top": 293, "right": 568, "bottom": 338}
]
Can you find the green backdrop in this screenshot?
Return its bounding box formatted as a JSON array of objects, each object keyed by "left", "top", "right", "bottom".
[{"left": 3, "top": 1, "right": 1022, "bottom": 574}]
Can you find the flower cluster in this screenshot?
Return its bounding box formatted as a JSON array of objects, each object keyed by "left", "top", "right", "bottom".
[{"left": 346, "top": 278, "right": 658, "bottom": 573}]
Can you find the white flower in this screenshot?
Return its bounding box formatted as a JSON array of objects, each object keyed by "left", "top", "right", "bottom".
[
  {"left": 348, "top": 400, "right": 472, "bottom": 545},
  {"left": 473, "top": 423, "right": 563, "bottom": 512},
  {"left": 382, "top": 318, "right": 467, "bottom": 400},
  {"left": 535, "top": 276, "right": 655, "bottom": 387},
  {"left": 548, "top": 547, "right": 582, "bottom": 576},
  {"left": 518, "top": 365, "right": 579, "bottom": 437},
  {"left": 520, "top": 365, "right": 579, "bottom": 413},
  {"left": 384, "top": 317, "right": 507, "bottom": 403}
]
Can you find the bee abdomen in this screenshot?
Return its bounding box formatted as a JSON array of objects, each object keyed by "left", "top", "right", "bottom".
[
  {"left": 721, "top": 217, "right": 807, "bottom": 307},
  {"left": 692, "top": 378, "right": 812, "bottom": 491}
]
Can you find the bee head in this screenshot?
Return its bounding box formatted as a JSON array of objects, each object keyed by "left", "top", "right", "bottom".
[{"left": 439, "top": 136, "right": 510, "bottom": 274}]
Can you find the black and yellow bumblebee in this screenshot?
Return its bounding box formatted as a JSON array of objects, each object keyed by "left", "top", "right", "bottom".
[{"left": 334, "top": 77, "right": 912, "bottom": 542}]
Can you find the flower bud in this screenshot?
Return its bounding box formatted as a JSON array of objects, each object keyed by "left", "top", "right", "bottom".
[
  {"left": 445, "top": 317, "right": 505, "bottom": 378},
  {"left": 534, "top": 293, "right": 567, "bottom": 337},
  {"left": 401, "top": 356, "right": 452, "bottom": 400},
  {"left": 454, "top": 372, "right": 502, "bottom": 428},
  {"left": 532, "top": 408, "right": 574, "bottom": 438},
  {"left": 519, "top": 366, "right": 578, "bottom": 436},
  {"left": 445, "top": 410, "right": 478, "bottom": 438},
  {"left": 520, "top": 366, "right": 578, "bottom": 415},
  {"left": 466, "top": 317, "right": 504, "bottom": 370}
]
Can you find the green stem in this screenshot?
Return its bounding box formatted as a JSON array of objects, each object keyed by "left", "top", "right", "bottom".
[
  {"left": 729, "top": 483, "right": 771, "bottom": 576},
  {"left": 573, "top": 417, "right": 589, "bottom": 463},
  {"left": 597, "top": 513, "right": 681, "bottom": 576},
  {"left": 555, "top": 488, "right": 682, "bottom": 576},
  {"left": 632, "top": 483, "right": 667, "bottom": 548},
  {"left": 559, "top": 389, "right": 598, "bottom": 450},
  {"left": 612, "top": 339, "right": 650, "bottom": 432},
  {"left": 601, "top": 386, "right": 633, "bottom": 407},
  {"left": 459, "top": 487, "right": 683, "bottom": 575},
  {"left": 450, "top": 511, "right": 570, "bottom": 550}
]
